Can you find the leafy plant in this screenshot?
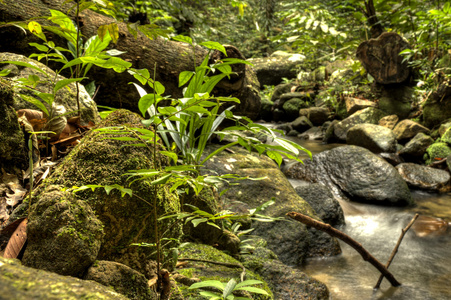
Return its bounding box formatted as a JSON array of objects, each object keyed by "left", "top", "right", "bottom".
[{"left": 189, "top": 278, "right": 269, "bottom": 300}]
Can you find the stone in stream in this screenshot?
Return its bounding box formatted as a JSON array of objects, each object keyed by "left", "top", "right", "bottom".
[
  {"left": 346, "top": 123, "right": 397, "bottom": 153},
  {"left": 393, "top": 119, "right": 430, "bottom": 141},
  {"left": 345, "top": 97, "right": 377, "bottom": 115},
  {"left": 285, "top": 145, "right": 413, "bottom": 206},
  {"left": 399, "top": 132, "right": 434, "bottom": 160},
  {"left": 333, "top": 107, "right": 386, "bottom": 141},
  {"left": 396, "top": 163, "right": 451, "bottom": 192}
]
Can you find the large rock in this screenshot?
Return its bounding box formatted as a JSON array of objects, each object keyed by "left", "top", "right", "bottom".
[
  {"left": 333, "top": 107, "right": 386, "bottom": 141},
  {"left": 22, "top": 185, "right": 103, "bottom": 277},
  {"left": 346, "top": 123, "right": 397, "bottom": 153},
  {"left": 23, "top": 109, "right": 182, "bottom": 278},
  {"left": 84, "top": 260, "right": 153, "bottom": 300},
  {"left": 285, "top": 145, "right": 413, "bottom": 206},
  {"left": 294, "top": 183, "right": 345, "bottom": 227},
  {"left": 291, "top": 116, "right": 313, "bottom": 133},
  {"left": 393, "top": 119, "right": 430, "bottom": 141},
  {"left": 0, "top": 257, "right": 128, "bottom": 299},
  {"left": 378, "top": 85, "right": 414, "bottom": 119},
  {"left": 422, "top": 81, "right": 451, "bottom": 128},
  {"left": 0, "top": 52, "right": 100, "bottom": 125},
  {"left": 424, "top": 142, "right": 451, "bottom": 165},
  {"left": 399, "top": 132, "right": 434, "bottom": 160},
  {"left": 202, "top": 145, "right": 341, "bottom": 266},
  {"left": 396, "top": 163, "right": 450, "bottom": 192},
  {"left": 379, "top": 114, "right": 399, "bottom": 130},
  {"left": 299, "top": 107, "right": 330, "bottom": 125}
]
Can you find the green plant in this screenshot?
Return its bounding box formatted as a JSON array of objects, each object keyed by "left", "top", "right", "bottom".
[{"left": 189, "top": 278, "right": 268, "bottom": 300}]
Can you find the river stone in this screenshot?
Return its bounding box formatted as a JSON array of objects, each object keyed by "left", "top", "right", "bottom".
[
  {"left": 84, "top": 260, "right": 152, "bottom": 299},
  {"left": 399, "top": 132, "right": 434, "bottom": 159},
  {"left": 0, "top": 257, "right": 128, "bottom": 300},
  {"left": 294, "top": 184, "right": 345, "bottom": 227},
  {"left": 424, "top": 142, "right": 451, "bottom": 165},
  {"left": 283, "top": 97, "right": 309, "bottom": 120},
  {"left": 242, "top": 245, "right": 329, "bottom": 300},
  {"left": 284, "top": 145, "right": 413, "bottom": 206},
  {"left": 422, "top": 82, "right": 451, "bottom": 128},
  {"left": 291, "top": 116, "right": 313, "bottom": 133},
  {"left": 299, "top": 107, "right": 330, "bottom": 125},
  {"left": 346, "top": 124, "right": 397, "bottom": 153},
  {"left": 270, "top": 83, "right": 297, "bottom": 103},
  {"left": 333, "top": 107, "right": 386, "bottom": 141},
  {"left": 378, "top": 85, "right": 414, "bottom": 119},
  {"left": 298, "top": 126, "right": 324, "bottom": 141},
  {"left": 396, "top": 163, "right": 450, "bottom": 192},
  {"left": 202, "top": 145, "right": 341, "bottom": 266},
  {"left": 22, "top": 185, "right": 104, "bottom": 277},
  {"left": 345, "top": 97, "right": 377, "bottom": 115},
  {"left": 379, "top": 114, "right": 399, "bottom": 130},
  {"left": 393, "top": 119, "right": 430, "bottom": 141},
  {"left": 0, "top": 52, "right": 100, "bottom": 125}
]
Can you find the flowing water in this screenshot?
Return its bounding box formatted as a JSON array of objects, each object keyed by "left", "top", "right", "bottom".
[{"left": 284, "top": 138, "right": 451, "bottom": 300}]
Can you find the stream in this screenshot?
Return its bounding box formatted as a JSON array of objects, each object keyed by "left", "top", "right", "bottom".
[{"left": 285, "top": 138, "right": 451, "bottom": 300}]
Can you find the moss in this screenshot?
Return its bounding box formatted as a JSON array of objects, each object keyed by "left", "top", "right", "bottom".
[{"left": 424, "top": 142, "right": 451, "bottom": 165}]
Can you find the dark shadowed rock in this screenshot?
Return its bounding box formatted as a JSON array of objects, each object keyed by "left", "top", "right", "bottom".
[
  {"left": 283, "top": 98, "right": 309, "bottom": 120},
  {"left": 378, "top": 85, "right": 414, "bottom": 119},
  {"left": 291, "top": 116, "right": 313, "bottom": 133},
  {"left": 22, "top": 185, "right": 103, "bottom": 277},
  {"left": 399, "top": 132, "right": 434, "bottom": 159},
  {"left": 333, "top": 107, "right": 386, "bottom": 141},
  {"left": 346, "top": 124, "right": 397, "bottom": 153},
  {"left": 298, "top": 126, "right": 324, "bottom": 141},
  {"left": 345, "top": 97, "right": 377, "bottom": 115},
  {"left": 396, "top": 163, "right": 450, "bottom": 192},
  {"left": 294, "top": 183, "right": 345, "bottom": 227},
  {"left": 393, "top": 119, "right": 430, "bottom": 141},
  {"left": 0, "top": 257, "right": 128, "bottom": 300},
  {"left": 285, "top": 145, "right": 413, "bottom": 206},
  {"left": 84, "top": 260, "right": 152, "bottom": 300}
]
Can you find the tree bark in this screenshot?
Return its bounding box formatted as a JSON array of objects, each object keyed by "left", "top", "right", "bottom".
[
  {"left": 0, "top": 0, "right": 261, "bottom": 119},
  {"left": 363, "top": 0, "right": 384, "bottom": 39},
  {"left": 287, "top": 211, "right": 402, "bottom": 287}
]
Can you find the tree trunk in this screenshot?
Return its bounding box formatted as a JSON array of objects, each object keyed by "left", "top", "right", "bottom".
[{"left": 0, "top": 0, "right": 261, "bottom": 119}]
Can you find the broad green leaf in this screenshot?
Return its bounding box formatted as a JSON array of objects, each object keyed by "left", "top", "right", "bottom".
[
  {"left": 19, "top": 94, "right": 49, "bottom": 116},
  {"left": 173, "top": 35, "right": 193, "bottom": 45},
  {"left": 266, "top": 150, "right": 283, "bottom": 167},
  {"left": 235, "top": 280, "right": 264, "bottom": 288},
  {"left": 191, "top": 217, "right": 207, "bottom": 227},
  {"left": 199, "top": 41, "right": 226, "bottom": 55},
  {"left": 154, "top": 81, "right": 165, "bottom": 94},
  {"left": 189, "top": 280, "right": 225, "bottom": 291},
  {"left": 0, "top": 61, "right": 47, "bottom": 76},
  {"left": 198, "top": 291, "right": 222, "bottom": 300},
  {"left": 179, "top": 71, "right": 194, "bottom": 87},
  {"left": 160, "top": 151, "right": 178, "bottom": 164},
  {"left": 0, "top": 69, "right": 11, "bottom": 76},
  {"left": 29, "top": 42, "right": 49, "bottom": 52},
  {"left": 128, "top": 68, "right": 150, "bottom": 85},
  {"left": 223, "top": 279, "right": 237, "bottom": 298},
  {"left": 28, "top": 21, "right": 46, "bottom": 41},
  {"left": 235, "top": 286, "right": 269, "bottom": 295},
  {"left": 54, "top": 77, "right": 86, "bottom": 93},
  {"left": 151, "top": 173, "right": 172, "bottom": 185},
  {"left": 138, "top": 94, "right": 159, "bottom": 117},
  {"left": 84, "top": 31, "right": 112, "bottom": 56},
  {"left": 48, "top": 10, "right": 77, "bottom": 45}
]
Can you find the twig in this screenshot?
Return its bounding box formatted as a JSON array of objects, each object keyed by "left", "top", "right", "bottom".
[
  {"left": 178, "top": 258, "right": 246, "bottom": 282},
  {"left": 374, "top": 213, "right": 419, "bottom": 289},
  {"left": 286, "top": 211, "right": 401, "bottom": 287}
]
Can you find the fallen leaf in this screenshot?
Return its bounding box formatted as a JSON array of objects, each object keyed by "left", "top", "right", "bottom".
[
  {"left": 5, "top": 187, "right": 27, "bottom": 207},
  {"left": 3, "top": 218, "right": 28, "bottom": 258}
]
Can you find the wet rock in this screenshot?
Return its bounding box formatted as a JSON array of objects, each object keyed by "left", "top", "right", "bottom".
[
  {"left": 393, "top": 119, "right": 430, "bottom": 141},
  {"left": 378, "top": 85, "right": 414, "bottom": 119},
  {"left": 378, "top": 152, "right": 404, "bottom": 166},
  {"left": 396, "top": 163, "right": 450, "bottom": 191},
  {"left": 399, "top": 132, "right": 434, "bottom": 159},
  {"left": 249, "top": 53, "right": 305, "bottom": 86},
  {"left": 323, "top": 120, "right": 339, "bottom": 143},
  {"left": 242, "top": 245, "right": 329, "bottom": 300},
  {"left": 424, "top": 142, "right": 451, "bottom": 165},
  {"left": 291, "top": 116, "right": 313, "bottom": 133},
  {"left": 270, "top": 83, "right": 297, "bottom": 103},
  {"left": 333, "top": 107, "right": 386, "bottom": 141},
  {"left": 347, "top": 123, "right": 397, "bottom": 153},
  {"left": 299, "top": 107, "right": 330, "bottom": 125},
  {"left": 379, "top": 114, "right": 399, "bottom": 130},
  {"left": 0, "top": 257, "right": 128, "bottom": 299},
  {"left": 285, "top": 145, "right": 413, "bottom": 206},
  {"left": 298, "top": 126, "right": 324, "bottom": 141},
  {"left": 84, "top": 260, "right": 152, "bottom": 300},
  {"left": 294, "top": 183, "right": 345, "bottom": 227},
  {"left": 345, "top": 97, "right": 377, "bottom": 115},
  {"left": 283, "top": 97, "right": 309, "bottom": 120},
  {"left": 202, "top": 145, "right": 341, "bottom": 266},
  {"left": 22, "top": 185, "right": 103, "bottom": 277}
]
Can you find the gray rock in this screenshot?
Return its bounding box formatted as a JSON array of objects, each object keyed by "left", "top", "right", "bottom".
[
  {"left": 345, "top": 97, "right": 377, "bottom": 115},
  {"left": 396, "top": 163, "right": 450, "bottom": 191},
  {"left": 294, "top": 184, "right": 345, "bottom": 227},
  {"left": 399, "top": 132, "right": 434, "bottom": 158},
  {"left": 0, "top": 257, "right": 128, "bottom": 300},
  {"left": 334, "top": 107, "right": 386, "bottom": 141},
  {"left": 379, "top": 114, "right": 399, "bottom": 130},
  {"left": 285, "top": 145, "right": 413, "bottom": 206},
  {"left": 297, "top": 126, "right": 324, "bottom": 140},
  {"left": 346, "top": 124, "right": 397, "bottom": 153},
  {"left": 299, "top": 107, "right": 330, "bottom": 125},
  {"left": 22, "top": 185, "right": 104, "bottom": 277},
  {"left": 378, "top": 85, "right": 414, "bottom": 119},
  {"left": 291, "top": 116, "right": 313, "bottom": 133},
  {"left": 393, "top": 119, "right": 430, "bottom": 141},
  {"left": 84, "top": 261, "right": 152, "bottom": 300}
]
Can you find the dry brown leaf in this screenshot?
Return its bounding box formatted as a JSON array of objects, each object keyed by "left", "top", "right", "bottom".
[
  {"left": 5, "top": 187, "right": 27, "bottom": 208},
  {"left": 412, "top": 215, "right": 449, "bottom": 237},
  {"left": 3, "top": 218, "right": 27, "bottom": 258},
  {"left": 17, "top": 109, "right": 44, "bottom": 121}
]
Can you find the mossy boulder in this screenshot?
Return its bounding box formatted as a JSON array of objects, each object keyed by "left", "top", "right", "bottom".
[
  {"left": 202, "top": 145, "right": 341, "bottom": 266},
  {"left": 32, "top": 109, "right": 182, "bottom": 277},
  {"left": 282, "top": 98, "right": 308, "bottom": 121},
  {"left": 333, "top": 107, "right": 386, "bottom": 141},
  {"left": 424, "top": 142, "right": 451, "bottom": 165},
  {"left": 378, "top": 85, "right": 414, "bottom": 119},
  {"left": 84, "top": 260, "right": 153, "bottom": 300},
  {"left": 174, "top": 243, "right": 272, "bottom": 300},
  {"left": 22, "top": 185, "right": 104, "bottom": 277},
  {"left": 0, "top": 257, "right": 128, "bottom": 300},
  {"left": 0, "top": 78, "right": 27, "bottom": 174}
]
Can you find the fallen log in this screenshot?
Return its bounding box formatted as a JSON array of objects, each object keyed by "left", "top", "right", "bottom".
[{"left": 286, "top": 211, "right": 401, "bottom": 287}]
